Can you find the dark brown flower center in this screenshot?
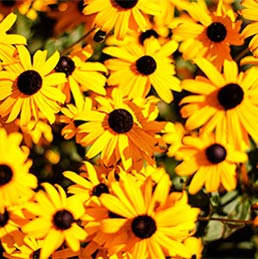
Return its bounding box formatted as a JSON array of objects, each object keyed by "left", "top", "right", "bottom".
[
  {"left": 108, "top": 109, "right": 133, "bottom": 133},
  {"left": 0, "top": 209, "right": 9, "bottom": 227},
  {"left": 0, "top": 164, "right": 13, "bottom": 186},
  {"left": 139, "top": 29, "right": 159, "bottom": 45},
  {"left": 17, "top": 70, "right": 42, "bottom": 95},
  {"left": 206, "top": 22, "right": 227, "bottom": 42},
  {"left": 93, "top": 30, "right": 106, "bottom": 43},
  {"left": 131, "top": 215, "right": 157, "bottom": 239},
  {"left": 31, "top": 249, "right": 40, "bottom": 259},
  {"left": 1, "top": 0, "right": 16, "bottom": 7},
  {"left": 92, "top": 183, "right": 109, "bottom": 197},
  {"left": 112, "top": 0, "right": 138, "bottom": 9},
  {"left": 136, "top": 55, "right": 157, "bottom": 75},
  {"left": 217, "top": 83, "right": 244, "bottom": 110},
  {"left": 55, "top": 56, "right": 75, "bottom": 77},
  {"left": 205, "top": 143, "right": 227, "bottom": 164},
  {"left": 53, "top": 209, "right": 74, "bottom": 230}
]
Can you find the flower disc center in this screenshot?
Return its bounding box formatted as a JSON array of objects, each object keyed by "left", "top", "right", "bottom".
[
  {"left": 139, "top": 29, "right": 159, "bottom": 45},
  {"left": 136, "top": 55, "right": 157, "bottom": 75},
  {"left": 131, "top": 215, "right": 157, "bottom": 239},
  {"left": 206, "top": 143, "right": 227, "bottom": 164},
  {"left": 17, "top": 70, "right": 42, "bottom": 95},
  {"left": 0, "top": 164, "right": 13, "bottom": 186},
  {"left": 55, "top": 56, "right": 75, "bottom": 77},
  {"left": 53, "top": 209, "right": 74, "bottom": 230},
  {"left": 108, "top": 108, "right": 133, "bottom": 133},
  {"left": 217, "top": 83, "right": 244, "bottom": 110},
  {"left": 112, "top": 0, "right": 138, "bottom": 9},
  {"left": 206, "top": 22, "right": 227, "bottom": 42},
  {"left": 92, "top": 183, "right": 109, "bottom": 197}
]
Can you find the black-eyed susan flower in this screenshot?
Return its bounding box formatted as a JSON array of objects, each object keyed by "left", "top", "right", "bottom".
[
  {"left": 175, "top": 132, "right": 247, "bottom": 194},
  {"left": 103, "top": 37, "right": 181, "bottom": 103},
  {"left": 97, "top": 172, "right": 199, "bottom": 258},
  {"left": 0, "top": 13, "right": 26, "bottom": 45},
  {"left": 241, "top": 0, "right": 258, "bottom": 57},
  {"left": 3, "top": 231, "right": 44, "bottom": 259},
  {"left": 22, "top": 182, "right": 87, "bottom": 259},
  {"left": 60, "top": 94, "right": 98, "bottom": 141},
  {"left": 172, "top": 0, "right": 243, "bottom": 70},
  {"left": 75, "top": 88, "right": 167, "bottom": 171},
  {"left": 0, "top": 128, "right": 37, "bottom": 207},
  {"left": 180, "top": 58, "right": 258, "bottom": 150},
  {"left": 59, "top": 102, "right": 85, "bottom": 141},
  {"left": 0, "top": 206, "right": 31, "bottom": 254},
  {"left": 83, "top": 0, "right": 161, "bottom": 40},
  {"left": 54, "top": 47, "right": 107, "bottom": 106},
  {"left": 0, "top": 45, "right": 66, "bottom": 127},
  {"left": 63, "top": 161, "right": 111, "bottom": 204}
]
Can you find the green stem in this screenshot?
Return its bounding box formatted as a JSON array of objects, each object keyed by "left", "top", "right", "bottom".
[
  {"left": 198, "top": 216, "right": 253, "bottom": 225},
  {"left": 61, "top": 27, "right": 96, "bottom": 56}
]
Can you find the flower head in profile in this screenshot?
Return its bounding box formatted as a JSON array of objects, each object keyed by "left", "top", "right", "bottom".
[
  {"left": 0, "top": 128, "right": 37, "bottom": 207},
  {"left": 97, "top": 172, "right": 199, "bottom": 258},
  {"left": 172, "top": 0, "right": 243, "bottom": 69},
  {"left": 22, "top": 183, "right": 87, "bottom": 259},
  {"left": 175, "top": 132, "right": 247, "bottom": 194},
  {"left": 104, "top": 37, "right": 181, "bottom": 103},
  {"left": 180, "top": 58, "right": 258, "bottom": 150},
  {"left": 75, "top": 88, "right": 167, "bottom": 170},
  {"left": 63, "top": 161, "right": 111, "bottom": 204},
  {"left": 83, "top": 0, "right": 161, "bottom": 40},
  {"left": 0, "top": 45, "right": 66, "bottom": 127},
  {"left": 54, "top": 45, "right": 107, "bottom": 106}
]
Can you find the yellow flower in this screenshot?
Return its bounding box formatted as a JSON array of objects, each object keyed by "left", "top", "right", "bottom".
[
  {"left": 172, "top": 0, "right": 243, "bottom": 69},
  {"left": 63, "top": 161, "right": 111, "bottom": 204},
  {"left": 75, "top": 88, "right": 167, "bottom": 170},
  {"left": 180, "top": 58, "right": 258, "bottom": 150},
  {"left": 98, "top": 172, "right": 199, "bottom": 258},
  {"left": 104, "top": 37, "right": 181, "bottom": 103},
  {"left": 3, "top": 232, "right": 44, "bottom": 259},
  {"left": 0, "top": 128, "right": 37, "bottom": 207},
  {"left": 0, "top": 206, "right": 30, "bottom": 254},
  {"left": 22, "top": 183, "right": 87, "bottom": 259},
  {"left": 0, "top": 45, "right": 66, "bottom": 127},
  {"left": 175, "top": 132, "right": 247, "bottom": 194},
  {"left": 54, "top": 47, "right": 107, "bottom": 106},
  {"left": 83, "top": 0, "right": 161, "bottom": 40}
]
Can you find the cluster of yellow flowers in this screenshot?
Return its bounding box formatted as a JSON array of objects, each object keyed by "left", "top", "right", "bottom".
[{"left": 0, "top": 0, "right": 258, "bottom": 258}]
